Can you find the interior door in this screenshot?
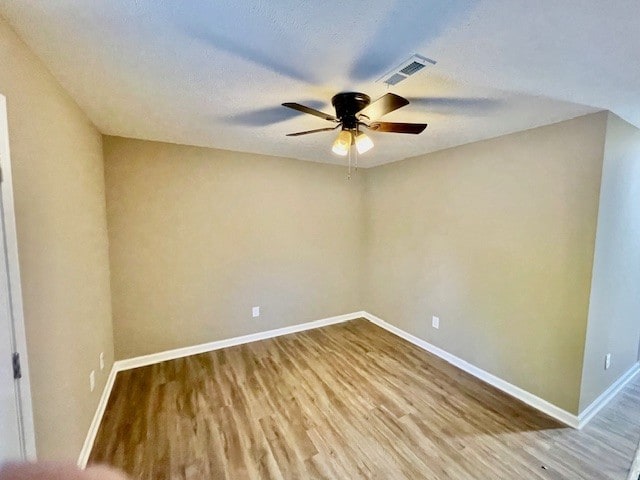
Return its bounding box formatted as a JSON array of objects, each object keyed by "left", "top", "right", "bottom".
[
  {"left": 0, "top": 183, "right": 23, "bottom": 462},
  {"left": 0, "top": 94, "right": 27, "bottom": 462}
]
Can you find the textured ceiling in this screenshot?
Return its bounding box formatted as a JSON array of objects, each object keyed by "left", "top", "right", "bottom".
[{"left": 1, "top": 0, "right": 638, "bottom": 166}]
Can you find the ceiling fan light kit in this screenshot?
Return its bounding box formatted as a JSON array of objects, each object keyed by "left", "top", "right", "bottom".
[
  {"left": 282, "top": 91, "right": 428, "bottom": 172},
  {"left": 355, "top": 132, "right": 374, "bottom": 154},
  {"left": 332, "top": 130, "right": 352, "bottom": 156}
]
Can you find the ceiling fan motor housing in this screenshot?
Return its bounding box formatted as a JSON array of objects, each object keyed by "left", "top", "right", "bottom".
[
  {"left": 282, "top": 92, "right": 427, "bottom": 138},
  {"left": 331, "top": 92, "right": 370, "bottom": 130}
]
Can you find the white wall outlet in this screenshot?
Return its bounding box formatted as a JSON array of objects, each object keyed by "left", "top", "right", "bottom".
[
  {"left": 252, "top": 306, "right": 260, "bottom": 318},
  {"left": 605, "top": 353, "right": 611, "bottom": 370},
  {"left": 89, "top": 370, "right": 96, "bottom": 392},
  {"left": 432, "top": 316, "right": 440, "bottom": 329},
  {"left": 99, "top": 352, "right": 105, "bottom": 371}
]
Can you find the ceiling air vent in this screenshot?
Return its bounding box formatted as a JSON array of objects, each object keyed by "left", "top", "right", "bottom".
[{"left": 377, "top": 54, "right": 436, "bottom": 86}]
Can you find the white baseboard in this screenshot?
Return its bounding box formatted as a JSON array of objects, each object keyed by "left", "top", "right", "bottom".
[
  {"left": 115, "top": 311, "right": 365, "bottom": 372},
  {"left": 77, "top": 311, "right": 365, "bottom": 465},
  {"left": 79, "top": 309, "right": 637, "bottom": 465},
  {"left": 361, "top": 311, "right": 581, "bottom": 428},
  {"left": 77, "top": 364, "right": 119, "bottom": 468},
  {"left": 578, "top": 362, "right": 640, "bottom": 429}
]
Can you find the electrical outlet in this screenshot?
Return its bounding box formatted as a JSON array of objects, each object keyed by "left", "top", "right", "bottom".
[
  {"left": 432, "top": 316, "right": 440, "bottom": 329},
  {"left": 99, "top": 352, "right": 105, "bottom": 371},
  {"left": 605, "top": 353, "right": 611, "bottom": 370},
  {"left": 89, "top": 370, "right": 96, "bottom": 392},
  {"left": 252, "top": 306, "right": 260, "bottom": 318}
]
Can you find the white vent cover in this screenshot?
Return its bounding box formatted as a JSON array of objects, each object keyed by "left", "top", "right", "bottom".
[{"left": 377, "top": 54, "right": 436, "bottom": 86}]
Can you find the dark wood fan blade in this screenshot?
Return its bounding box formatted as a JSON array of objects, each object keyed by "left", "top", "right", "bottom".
[
  {"left": 368, "top": 122, "right": 428, "bottom": 134},
  {"left": 286, "top": 126, "right": 340, "bottom": 137},
  {"left": 282, "top": 103, "right": 337, "bottom": 121},
  {"left": 357, "top": 93, "right": 409, "bottom": 119}
]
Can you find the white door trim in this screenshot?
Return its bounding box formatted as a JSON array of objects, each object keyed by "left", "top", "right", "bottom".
[{"left": 0, "top": 94, "right": 37, "bottom": 460}]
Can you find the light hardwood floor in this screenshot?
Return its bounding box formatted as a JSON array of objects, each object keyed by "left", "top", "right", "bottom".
[{"left": 89, "top": 319, "right": 640, "bottom": 479}]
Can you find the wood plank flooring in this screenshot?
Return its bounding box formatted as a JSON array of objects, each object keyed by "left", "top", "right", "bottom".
[{"left": 89, "top": 319, "right": 640, "bottom": 479}]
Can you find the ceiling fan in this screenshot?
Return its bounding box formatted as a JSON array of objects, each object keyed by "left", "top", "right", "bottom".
[{"left": 282, "top": 92, "right": 427, "bottom": 156}]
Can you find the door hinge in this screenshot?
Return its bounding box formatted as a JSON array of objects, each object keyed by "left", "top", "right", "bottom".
[{"left": 12, "top": 352, "right": 21, "bottom": 379}]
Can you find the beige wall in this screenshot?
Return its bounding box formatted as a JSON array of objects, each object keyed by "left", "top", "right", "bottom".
[
  {"left": 103, "top": 137, "right": 364, "bottom": 359},
  {"left": 579, "top": 113, "right": 640, "bottom": 411},
  {"left": 363, "top": 113, "right": 607, "bottom": 413},
  {"left": 0, "top": 18, "right": 114, "bottom": 459},
  {"left": 0, "top": 8, "right": 633, "bottom": 459}
]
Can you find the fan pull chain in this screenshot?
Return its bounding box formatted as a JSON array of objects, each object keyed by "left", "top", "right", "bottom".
[
  {"left": 355, "top": 143, "right": 358, "bottom": 171},
  {"left": 347, "top": 144, "right": 352, "bottom": 180}
]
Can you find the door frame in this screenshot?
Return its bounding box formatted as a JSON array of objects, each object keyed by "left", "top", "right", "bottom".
[{"left": 0, "top": 94, "right": 37, "bottom": 460}]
